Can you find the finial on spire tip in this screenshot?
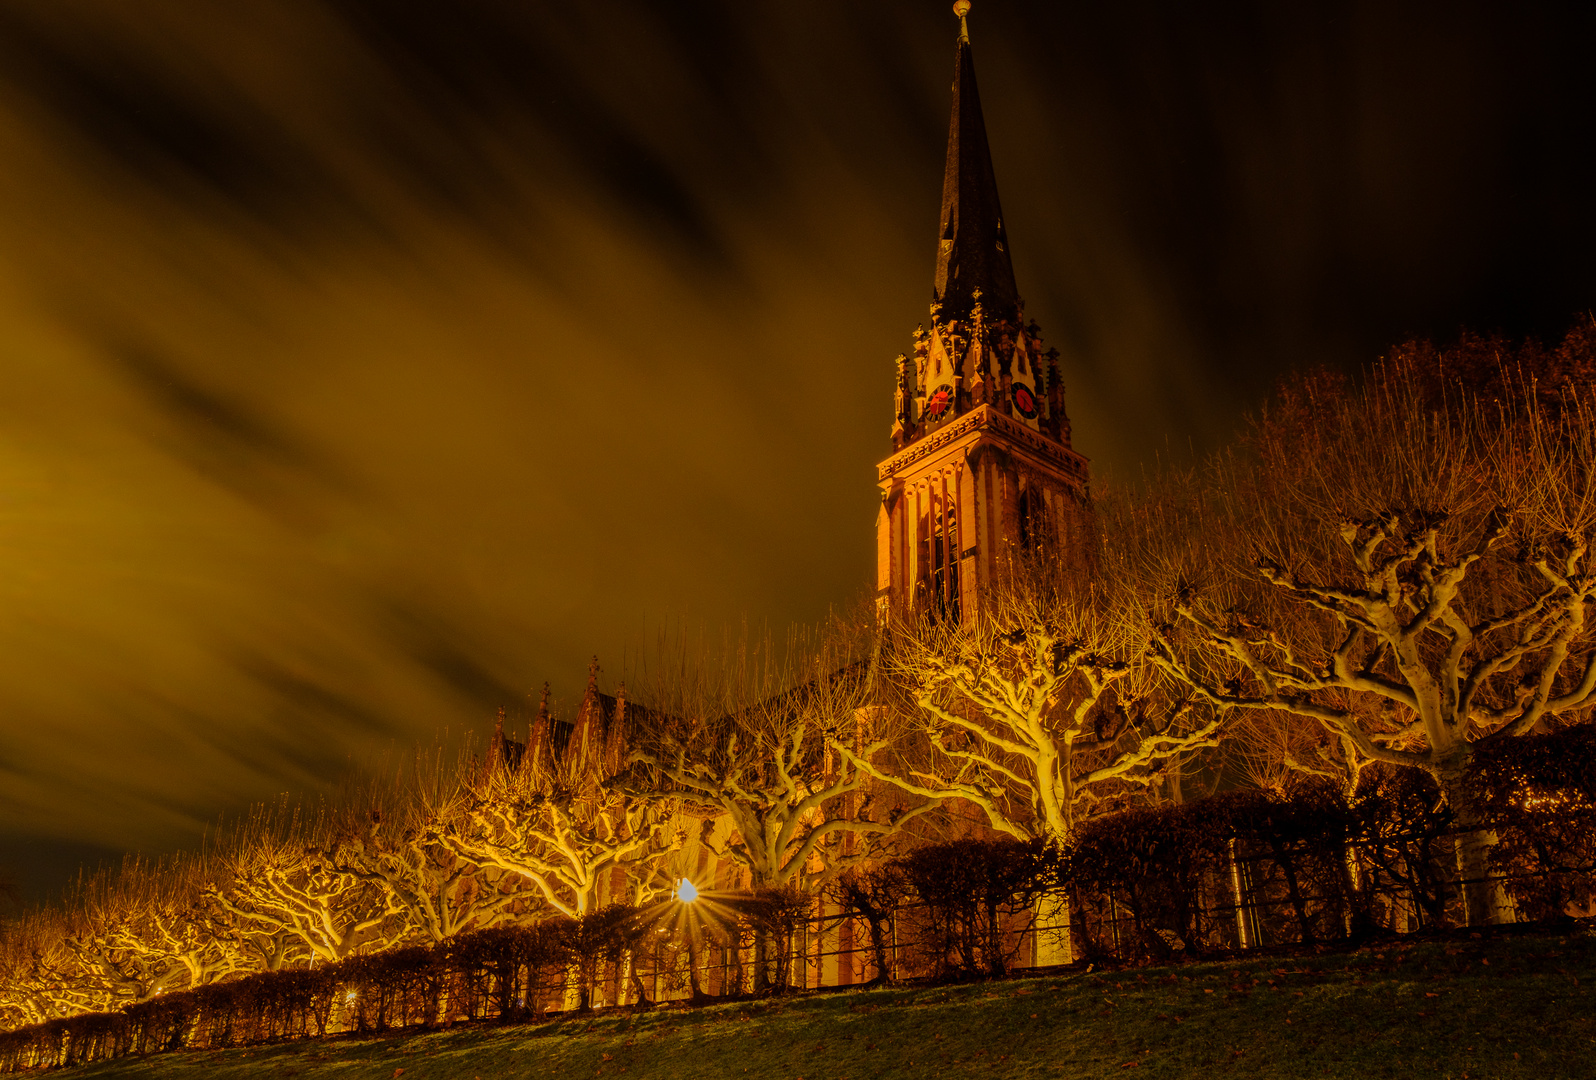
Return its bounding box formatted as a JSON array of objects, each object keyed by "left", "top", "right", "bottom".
[{"left": 953, "top": 1, "right": 971, "bottom": 43}]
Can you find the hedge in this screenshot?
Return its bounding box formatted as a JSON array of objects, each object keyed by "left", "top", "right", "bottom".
[{"left": 3, "top": 726, "right": 1591, "bottom": 1072}]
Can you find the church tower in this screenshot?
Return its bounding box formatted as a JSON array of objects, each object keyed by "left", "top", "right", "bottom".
[{"left": 876, "top": 2, "right": 1091, "bottom": 621}]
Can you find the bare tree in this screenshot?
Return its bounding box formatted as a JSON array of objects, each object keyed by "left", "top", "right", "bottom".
[
  {"left": 207, "top": 799, "right": 407, "bottom": 966},
  {"left": 440, "top": 691, "right": 677, "bottom": 919},
  {"left": 1131, "top": 342, "right": 1596, "bottom": 925},
  {"left": 0, "top": 909, "right": 102, "bottom": 1025},
  {"left": 1224, "top": 706, "right": 1370, "bottom": 797},
  {"left": 322, "top": 746, "right": 525, "bottom": 944},
  {"left": 617, "top": 624, "right": 937, "bottom": 995},
  {"left": 624, "top": 625, "right": 934, "bottom": 893},
  {"left": 840, "top": 560, "right": 1226, "bottom": 846},
  {"left": 62, "top": 854, "right": 243, "bottom": 1009}
]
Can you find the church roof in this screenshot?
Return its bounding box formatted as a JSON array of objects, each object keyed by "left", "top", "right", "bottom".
[{"left": 933, "top": 4, "right": 1021, "bottom": 326}]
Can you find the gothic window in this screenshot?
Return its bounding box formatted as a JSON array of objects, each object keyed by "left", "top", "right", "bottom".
[
  {"left": 917, "top": 486, "right": 961, "bottom": 623},
  {"left": 1018, "top": 485, "right": 1049, "bottom": 553}
]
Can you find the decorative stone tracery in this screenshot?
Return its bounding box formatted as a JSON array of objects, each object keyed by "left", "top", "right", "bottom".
[{"left": 876, "top": 14, "right": 1090, "bottom": 621}]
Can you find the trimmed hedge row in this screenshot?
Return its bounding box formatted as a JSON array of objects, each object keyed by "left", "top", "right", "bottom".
[
  {"left": 3, "top": 726, "right": 1591, "bottom": 1072},
  {"left": 0, "top": 896, "right": 813, "bottom": 1072}
]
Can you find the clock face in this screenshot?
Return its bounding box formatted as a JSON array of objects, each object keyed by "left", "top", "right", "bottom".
[
  {"left": 923, "top": 385, "right": 954, "bottom": 422},
  {"left": 1012, "top": 382, "right": 1039, "bottom": 419}
]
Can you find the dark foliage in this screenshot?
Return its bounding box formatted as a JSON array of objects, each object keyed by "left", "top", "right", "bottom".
[
  {"left": 3, "top": 733, "right": 1593, "bottom": 1072},
  {"left": 825, "top": 863, "right": 909, "bottom": 985},
  {"left": 722, "top": 886, "right": 814, "bottom": 994},
  {"left": 1348, "top": 766, "right": 1456, "bottom": 931},
  {"left": 1067, "top": 800, "right": 1234, "bottom": 961},
  {"left": 898, "top": 838, "right": 1054, "bottom": 980},
  {"left": 1392, "top": 316, "right": 1596, "bottom": 420},
  {"left": 1468, "top": 723, "right": 1596, "bottom": 920}
]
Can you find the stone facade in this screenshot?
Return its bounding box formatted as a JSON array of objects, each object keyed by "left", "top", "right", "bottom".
[
  {"left": 488, "top": 8, "right": 1087, "bottom": 992},
  {"left": 877, "top": 6, "right": 1091, "bottom": 622}
]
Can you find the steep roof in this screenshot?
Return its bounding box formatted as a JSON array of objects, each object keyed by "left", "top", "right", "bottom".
[{"left": 932, "top": 6, "right": 1021, "bottom": 325}]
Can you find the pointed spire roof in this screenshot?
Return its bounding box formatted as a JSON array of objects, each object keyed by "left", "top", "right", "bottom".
[
  {"left": 490, "top": 704, "right": 506, "bottom": 764},
  {"left": 934, "top": 1, "right": 1020, "bottom": 326},
  {"left": 525, "top": 682, "right": 553, "bottom": 779}
]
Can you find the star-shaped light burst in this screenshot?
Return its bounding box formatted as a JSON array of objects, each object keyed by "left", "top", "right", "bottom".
[{"left": 635, "top": 873, "right": 745, "bottom": 1004}]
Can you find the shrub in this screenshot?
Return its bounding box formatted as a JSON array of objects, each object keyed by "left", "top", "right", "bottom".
[
  {"left": 1350, "top": 765, "right": 1456, "bottom": 930},
  {"left": 1065, "top": 804, "right": 1229, "bottom": 960},
  {"left": 1469, "top": 724, "right": 1596, "bottom": 921},
  {"left": 899, "top": 838, "right": 1054, "bottom": 980}
]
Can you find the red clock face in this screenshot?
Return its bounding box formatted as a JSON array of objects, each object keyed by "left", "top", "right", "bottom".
[
  {"left": 1013, "top": 383, "right": 1039, "bottom": 419},
  {"left": 923, "top": 385, "right": 953, "bottom": 422}
]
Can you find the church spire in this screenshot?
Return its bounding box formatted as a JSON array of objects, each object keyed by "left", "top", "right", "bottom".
[
  {"left": 875, "top": 1, "right": 1091, "bottom": 624},
  {"left": 934, "top": 1, "right": 1020, "bottom": 326}
]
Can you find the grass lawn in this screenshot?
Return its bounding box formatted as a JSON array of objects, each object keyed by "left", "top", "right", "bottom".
[{"left": 51, "top": 926, "right": 1594, "bottom": 1080}]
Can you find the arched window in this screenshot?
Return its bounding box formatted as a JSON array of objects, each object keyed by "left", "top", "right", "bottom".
[
  {"left": 1018, "top": 485, "right": 1049, "bottom": 553},
  {"left": 917, "top": 484, "right": 961, "bottom": 623}
]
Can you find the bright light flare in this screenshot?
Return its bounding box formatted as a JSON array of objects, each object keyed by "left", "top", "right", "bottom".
[{"left": 676, "top": 878, "right": 699, "bottom": 903}]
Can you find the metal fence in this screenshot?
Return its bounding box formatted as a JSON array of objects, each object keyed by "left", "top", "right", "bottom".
[{"left": 3, "top": 816, "right": 1591, "bottom": 1072}]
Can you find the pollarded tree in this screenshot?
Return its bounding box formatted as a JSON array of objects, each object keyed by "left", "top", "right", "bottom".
[
  {"left": 1225, "top": 706, "right": 1371, "bottom": 797},
  {"left": 618, "top": 625, "right": 939, "bottom": 995},
  {"left": 321, "top": 746, "right": 525, "bottom": 944},
  {"left": 440, "top": 685, "right": 677, "bottom": 919},
  {"left": 207, "top": 798, "right": 408, "bottom": 966},
  {"left": 622, "top": 627, "right": 936, "bottom": 893},
  {"left": 1133, "top": 326, "right": 1596, "bottom": 926},
  {"left": 0, "top": 909, "right": 101, "bottom": 1025},
  {"left": 62, "top": 853, "right": 243, "bottom": 1008},
  {"left": 839, "top": 559, "right": 1227, "bottom": 847}
]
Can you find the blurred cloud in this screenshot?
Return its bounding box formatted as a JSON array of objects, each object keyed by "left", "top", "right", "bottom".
[{"left": 0, "top": 0, "right": 1592, "bottom": 898}]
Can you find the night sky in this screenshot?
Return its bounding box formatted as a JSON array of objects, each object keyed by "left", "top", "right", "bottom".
[{"left": 1, "top": 0, "right": 1593, "bottom": 900}]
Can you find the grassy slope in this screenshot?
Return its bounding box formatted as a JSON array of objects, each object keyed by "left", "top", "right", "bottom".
[{"left": 57, "top": 928, "right": 1594, "bottom": 1080}]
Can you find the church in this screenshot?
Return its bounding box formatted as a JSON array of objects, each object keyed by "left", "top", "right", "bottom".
[
  {"left": 546, "top": 0, "right": 1094, "bottom": 737},
  {"left": 489, "top": 0, "right": 1091, "bottom": 986},
  {"left": 877, "top": 0, "right": 1091, "bottom": 623}
]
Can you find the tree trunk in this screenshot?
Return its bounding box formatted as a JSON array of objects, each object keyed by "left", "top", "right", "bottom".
[
  {"left": 987, "top": 902, "right": 1004, "bottom": 979},
  {"left": 1228, "top": 840, "right": 1254, "bottom": 949},
  {"left": 1339, "top": 842, "right": 1378, "bottom": 939},
  {"left": 1268, "top": 836, "right": 1316, "bottom": 944},
  {"left": 562, "top": 963, "right": 585, "bottom": 1012},
  {"left": 865, "top": 917, "right": 891, "bottom": 984},
  {"left": 1438, "top": 765, "right": 1515, "bottom": 927},
  {"left": 686, "top": 938, "right": 711, "bottom": 1006},
  {"left": 751, "top": 928, "right": 771, "bottom": 994},
  {"left": 1454, "top": 826, "right": 1515, "bottom": 927}
]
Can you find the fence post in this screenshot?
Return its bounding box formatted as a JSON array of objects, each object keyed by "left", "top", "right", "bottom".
[
  {"left": 1229, "top": 838, "right": 1253, "bottom": 949},
  {"left": 798, "top": 917, "right": 809, "bottom": 990},
  {"left": 890, "top": 908, "right": 899, "bottom": 982}
]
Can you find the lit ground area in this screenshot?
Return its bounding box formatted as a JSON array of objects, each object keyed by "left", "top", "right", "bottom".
[{"left": 48, "top": 928, "right": 1595, "bottom": 1080}]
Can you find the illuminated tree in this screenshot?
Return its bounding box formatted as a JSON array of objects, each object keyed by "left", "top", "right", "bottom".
[
  {"left": 839, "top": 563, "right": 1226, "bottom": 846},
  {"left": 0, "top": 909, "right": 99, "bottom": 1025},
  {"left": 1134, "top": 329, "right": 1596, "bottom": 926},
  {"left": 60, "top": 854, "right": 243, "bottom": 1010},
  {"left": 618, "top": 626, "right": 937, "bottom": 993},
  {"left": 439, "top": 698, "right": 676, "bottom": 920},
  {"left": 623, "top": 625, "right": 941, "bottom": 888},
  {"left": 207, "top": 799, "right": 408, "bottom": 966},
  {"left": 322, "top": 748, "right": 525, "bottom": 944}
]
